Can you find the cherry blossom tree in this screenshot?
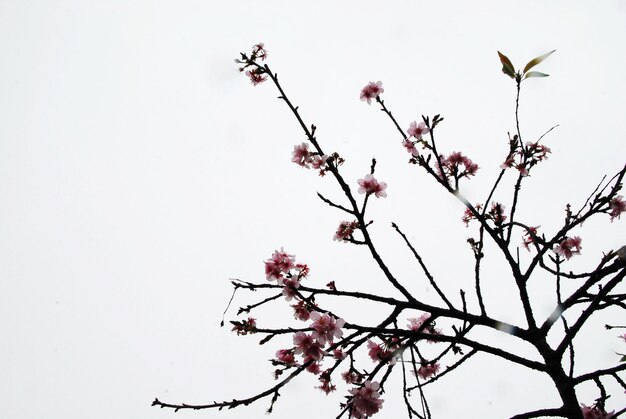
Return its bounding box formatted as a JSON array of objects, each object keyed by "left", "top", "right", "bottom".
[{"left": 152, "top": 44, "right": 626, "bottom": 419}]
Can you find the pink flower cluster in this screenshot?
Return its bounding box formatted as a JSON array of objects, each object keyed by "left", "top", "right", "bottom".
[
  {"left": 310, "top": 311, "right": 345, "bottom": 345},
  {"left": 291, "top": 299, "right": 314, "bottom": 321},
  {"left": 402, "top": 122, "right": 430, "bottom": 157},
  {"left": 416, "top": 362, "right": 440, "bottom": 380},
  {"left": 461, "top": 202, "right": 507, "bottom": 227},
  {"left": 292, "top": 142, "right": 329, "bottom": 173},
  {"left": 462, "top": 204, "right": 482, "bottom": 226},
  {"left": 407, "top": 121, "right": 430, "bottom": 140},
  {"left": 245, "top": 68, "right": 267, "bottom": 86},
  {"left": 501, "top": 140, "right": 551, "bottom": 176},
  {"left": 367, "top": 339, "right": 398, "bottom": 364},
  {"left": 580, "top": 403, "right": 615, "bottom": 419},
  {"left": 408, "top": 313, "right": 441, "bottom": 342},
  {"left": 265, "top": 249, "right": 346, "bottom": 391},
  {"left": 554, "top": 236, "right": 582, "bottom": 260},
  {"left": 360, "top": 81, "right": 384, "bottom": 104},
  {"left": 348, "top": 381, "right": 384, "bottom": 419},
  {"left": 357, "top": 174, "right": 387, "bottom": 198},
  {"left": 264, "top": 248, "right": 309, "bottom": 300},
  {"left": 437, "top": 151, "right": 479, "bottom": 181},
  {"left": 236, "top": 43, "right": 269, "bottom": 85},
  {"left": 609, "top": 195, "right": 626, "bottom": 221},
  {"left": 333, "top": 220, "right": 359, "bottom": 242},
  {"left": 277, "top": 313, "right": 345, "bottom": 387},
  {"left": 342, "top": 370, "right": 363, "bottom": 385}
]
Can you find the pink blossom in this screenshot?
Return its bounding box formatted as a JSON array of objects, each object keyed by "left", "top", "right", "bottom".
[
  {"left": 462, "top": 204, "right": 482, "bottom": 226},
  {"left": 416, "top": 362, "right": 440, "bottom": 379},
  {"left": 245, "top": 68, "right": 267, "bottom": 85},
  {"left": 360, "top": 81, "right": 384, "bottom": 104},
  {"left": 317, "top": 378, "right": 336, "bottom": 394},
  {"left": 275, "top": 349, "right": 295, "bottom": 365},
  {"left": 310, "top": 312, "right": 345, "bottom": 345},
  {"left": 357, "top": 174, "right": 387, "bottom": 198},
  {"left": 292, "top": 143, "right": 310, "bottom": 167},
  {"left": 407, "top": 121, "right": 430, "bottom": 139},
  {"left": 251, "top": 43, "right": 268, "bottom": 61},
  {"left": 334, "top": 220, "right": 360, "bottom": 241},
  {"left": 292, "top": 300, "right": 312, "bottom": 321},
  {"left": 438, "top": 151, "right": 479, "bottom": 180},
  {"left": 501, "top": 141, "right": 551, "bottom": 176},
  {"left": 309, "top": 154, "right": 329, "bottom": 170},
  {"left": 295, "top": 263, "right": 310, "bottom": 279},
  {"left": 306, "top": 360, "right": 322, "bottom": 375},
  {"left": 522, "top": 226, "right": 540, "bottom": 251},
  {"left": 333, "top": 348, "right": 347, "bottom": 360},
  {"left": 342, "top": 370, "right": 362, "bottom": 384},
  {"left": 293, "top": 332, "right": 325, "bottom": 361},
  {"left": 408, "top": 313, "right": 432, "bottom": 331},
  {"left": 580, "top": 403, "right": 615, "bottom": 419},
  {"left": 291, "top": 142, "right": 328, "bottom": 172},
  {"left": 264, "top": 248, "right": 295, "bottom": 281},
  {"left": 282, "top": 277, "right": 300, "bottom": 301},
  {"left": 609, "top": 195, "right": 626, "bottom": 221},
  {"left": 554, "top": 236, "right": 582, "bottom": 260},
  {"left": 348, "top": 381, "right": 384, "bottom": 418},
  {"left": 366, "top": 340, "right": 394, "bottom": 363},
  {"left": 517, "top": 165, "right": 529, "bottom": 177},
  {"left": 525, "top": 141, "right": 551, "bottom": 161},
  {"left": 500, "top": 155, "right": 515, "bottom": 169},
  {"left": 408, "top": 313, "right": 441, "bottom": 342},
  {"left": 402, "top": 139, "right": 418, "bottom": 156},
  {"left": 264, "top": 261, "right": 283, "bottom": 281},
  {"left": 620, "top": 333, "right": 626, "bottom": 343}
]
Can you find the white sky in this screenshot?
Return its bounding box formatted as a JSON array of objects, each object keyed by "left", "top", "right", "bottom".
[{"left": 1, "top": 1, "right": 626, "bottom": 418}]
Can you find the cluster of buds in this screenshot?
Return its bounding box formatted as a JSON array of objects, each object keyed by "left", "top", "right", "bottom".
[
  {"left": 231, "top": 317, "right": 257, "bottom": 335},
  {"left": 501, "top": 137, "right": 551, "bottom": 177},
  {"left": 235, "top": 43, "right": 269, "bottom": 85}
]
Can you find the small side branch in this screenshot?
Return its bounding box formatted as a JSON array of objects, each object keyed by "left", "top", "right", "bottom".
[{"left": 392, "top": 222, "right": 454, "bottom": 310}]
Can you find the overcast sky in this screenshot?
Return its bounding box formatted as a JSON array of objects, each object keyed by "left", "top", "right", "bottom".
[{"left": 2, "top": 1, "right": 626, "bottom": 418}]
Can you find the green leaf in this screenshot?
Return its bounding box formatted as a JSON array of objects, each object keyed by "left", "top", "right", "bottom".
[
  {"left": 620, "top": 355, "right": 626, "bottom": 363},
  {"left": 524, "top": 71, "right": 549, "bottom": 79},
  {"left": 497, "top": 51, "right": 516, "bottom": 78},
  {"left": 523, "top": 49, "right": 556, "bottom": 74}
]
